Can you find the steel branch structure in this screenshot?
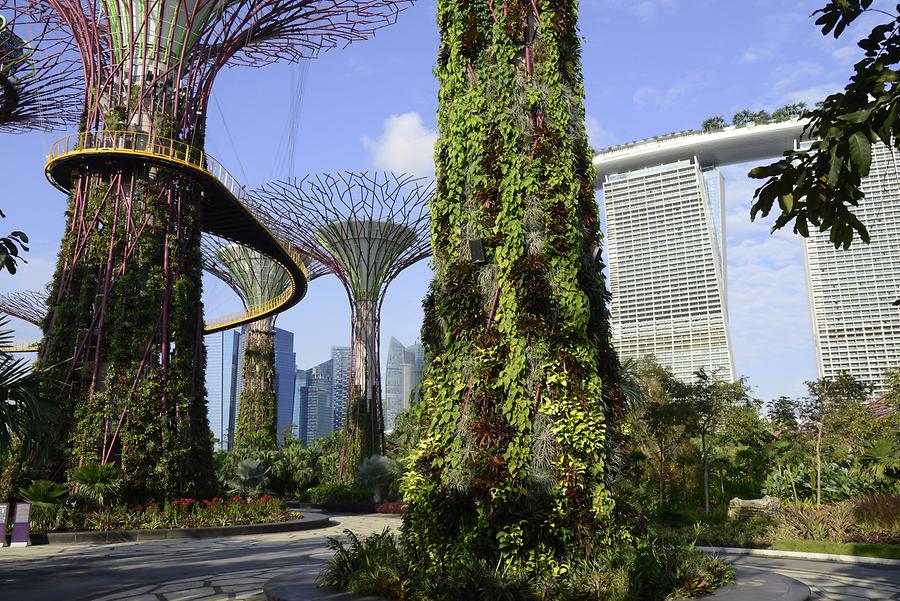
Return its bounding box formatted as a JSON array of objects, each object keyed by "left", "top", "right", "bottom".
[
  {"left": 0, "top": 1, "right": 79, "bottom": 132},
  {"left": 32, "top": 0, "right": 411, "bottom": 499},
  {"left": 0, "top": 289, "right": 46, "bottom": 325},
  {"left": 201, "top": 234, "right": 329, "bottom": 446},
  {"left": 254, "top": 171, "right": 433, "bottom": 468}
]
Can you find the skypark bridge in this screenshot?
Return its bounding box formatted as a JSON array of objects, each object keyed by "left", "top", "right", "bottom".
[{"left": 593, "top": 118, "right": 810, "bottom": 182}]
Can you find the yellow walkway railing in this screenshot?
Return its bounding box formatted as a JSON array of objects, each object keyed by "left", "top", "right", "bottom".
[
  {"left": 2, "top": 341, "right": 39, "bottom": 353},
  {"left": 45, "top": 130, "right": 306, "bottom": 333}
]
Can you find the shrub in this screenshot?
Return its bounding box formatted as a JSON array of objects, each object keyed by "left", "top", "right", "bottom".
[
  {"left": 225, "top": 459, "right": 272, "bottom": 499},
  {"left": 357, "top": 455, "right": 401, "bottom": 503},
  {"left": 71, "top": 462, "right": 120, "bottom": 508},
  {"left": 31, "top": 495, "right": 294, "bottom": 533},
  {"left": 19, "top": 479, "right": 69, "bottom": 530},
  {"left": 319, "top": 530, "right": 733, "bottom": 601},
  {"left": 305, "top": 484, "right": 372, "bottom": 504}
]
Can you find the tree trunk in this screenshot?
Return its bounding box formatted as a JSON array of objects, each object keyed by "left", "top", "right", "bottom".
[
  {"left": 702, "top": 432, "right": 710, "bottom": 513},
  {"left": 659, "top": 442, "right": 666, "bottom": 506},
  {"left": 816, "top": 420, "right": 824, "bottom": 506}
]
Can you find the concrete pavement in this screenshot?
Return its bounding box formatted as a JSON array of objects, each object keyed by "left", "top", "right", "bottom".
[{"left": 0, "top": 514, "right": 897, "bottom": 600}]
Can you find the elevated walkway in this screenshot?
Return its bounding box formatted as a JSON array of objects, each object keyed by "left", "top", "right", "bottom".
[
  {"left": 593, "top": 119, "right": 811, "bottom": 183},
  {"left": 45, "top": 131, "right": 307, "bottom": 333}
]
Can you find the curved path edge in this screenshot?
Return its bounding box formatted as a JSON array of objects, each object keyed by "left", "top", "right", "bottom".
[
  {"left": 263, "top": 565, "right": 809, "bottom": 601},
  {"left": 25, "top": 511, "right": 332, "bottom": 546},
  {"left": 698, "top": 545, "right": 900, "bottom": 567}
]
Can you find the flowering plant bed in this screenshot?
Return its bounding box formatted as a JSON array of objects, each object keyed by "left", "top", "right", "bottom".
[
  {"left": 319, "top": 501, "right": 404, "bottom": 514},
  {"left": 33, "top": 496, "right": 296, "bottom": 533}
]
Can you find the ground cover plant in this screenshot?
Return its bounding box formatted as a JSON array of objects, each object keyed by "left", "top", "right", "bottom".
[
  {"left": 319, "top": 529, "right": 733, "bottom": 601},
  {"left": 24, "top": 495, "right": 295, "bottom": 533}
]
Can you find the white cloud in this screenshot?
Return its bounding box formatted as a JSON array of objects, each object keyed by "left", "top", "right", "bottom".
[
  {"left": 633, "top": 72, "right": 708, "bottom": 110},
  {"left": 362, "top": 112, "right": 438, "bottom": 176},
  {"left": 742, "top": 45, "right": 777, "bottom": 64},
  {"left": 585, "top": 115, "right": 617, "bottom": 150},
  {"left": 719, "top": 165, "right": 817, "bottom": 398}
]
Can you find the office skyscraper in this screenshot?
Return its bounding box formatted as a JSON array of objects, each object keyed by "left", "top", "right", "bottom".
[
  {"left": 602, "top": 160, "right": 734, "bottom": 382},
  {"left": 331, "top": 346, "right": 351, "bottom": 431},
  {"left": 274, "top": 328, "right": 297, "bottom": 443},
  {"left": 305, "top": 359, "right": 335, "bottom": 444},
  {"left": 804, "top": 143, "right": 900, "bottom": 395},
  {"left": 204, "top": 330, "right": 240, "bottom": 450},
  {"left": 205, "top": 326, "right": 298, "bottom": 449},
  {"left": 294, "top": 369, "right": 309, "bottom": 444},
  {"left": 384, "top": 337, "right": 425, "bottom": 431}
]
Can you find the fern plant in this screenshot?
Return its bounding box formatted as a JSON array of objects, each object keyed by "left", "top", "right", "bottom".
[{"left": 71, "top": 461, "right": 120, "bottom": 507}]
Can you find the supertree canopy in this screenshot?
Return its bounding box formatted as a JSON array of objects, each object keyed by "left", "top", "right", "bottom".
[
  {"left": 0, "top": 289, "right": 46, "bottom": 325},
  {"left": 0, "top": 1, "right": 79, "bottom": 132},
  {"left": 32, "top": 0, "right": 412, "bottom": 500},
  {"left": 400, "top": 0, "right": 622, "bottom": 579},
  {"left": 201, "top": 235, "right": 328, "bottom": 448},
  {"left": 254, "top": 172, "right": 433, "bottom": 473}
]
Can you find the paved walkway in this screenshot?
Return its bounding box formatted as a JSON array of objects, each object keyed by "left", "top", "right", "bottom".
[{"left": 0, "top": 515, "right": 897, "bottom": 600}]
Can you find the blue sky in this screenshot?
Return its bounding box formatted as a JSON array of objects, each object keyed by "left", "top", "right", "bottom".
[{"left": 0, "top": 0, "right": 884, "bottom": 402}]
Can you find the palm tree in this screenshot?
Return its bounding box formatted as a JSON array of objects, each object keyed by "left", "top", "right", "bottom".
[{"left": 0, "top": 314, "right": 59, "bottom": 454}]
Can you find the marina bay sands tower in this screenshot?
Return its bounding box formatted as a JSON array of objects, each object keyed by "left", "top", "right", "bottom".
[
  {"left": 596, "top": 120, "right": 899, "bottom": 395},
  {"left": 594, "top": 120, "right": 808, "bottom": 382}
]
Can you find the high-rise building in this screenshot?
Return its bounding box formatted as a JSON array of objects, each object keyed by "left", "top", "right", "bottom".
[
  {"left": 602, "top": 160, "right": 734, "bottom": 382},
  {"left": 331, "top": 346, "right": 351, "bottom": 430},
  {"left": 294, "top": 369, "right": 309, "bottom": 444},
  {"left": 305, "top": 359, "right": 335, "bottom": 444},
  {"left": 274, "top": 327, "right": 297, "bottom": 444},
  {"left": 804, "top": 143, "right": 900, "bottom": 395},
  {"left": 384, "top": 337, "right": 425, "bottom": 431},
  {"left": 205, "top": 325, "right": 298, "bottom": 449},
  {"left": 204, "top": 330, "right": 240, "bottom": 450},
  {"left": 595, "top": 120, "right": 809, "bottom": 382}
]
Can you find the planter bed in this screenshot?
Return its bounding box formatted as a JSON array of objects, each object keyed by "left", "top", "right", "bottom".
[{"left": 17, "top": 510, "right": 332, "bottom": 546}]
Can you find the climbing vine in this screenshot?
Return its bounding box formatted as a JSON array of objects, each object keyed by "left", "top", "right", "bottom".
[
  {"left": 402, "top": 0, "right": 621, "bottom": 578},
  {"left": 234, "top": 318, "right": 278, "bottom": 450},
  {"left": 30, "top": 102, "right": 215, "bottom": 501}
]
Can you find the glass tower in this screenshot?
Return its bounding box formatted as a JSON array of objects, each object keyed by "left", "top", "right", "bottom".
[
  {"left": 383, "top": 337, "right": 425, "bottom": 431},
  {"left": 204, "top": 330, "right": 240, "bottom": 450}
]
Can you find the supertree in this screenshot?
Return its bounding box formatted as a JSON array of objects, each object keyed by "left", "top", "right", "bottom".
[
  {"left": 201, "top": 235, "right": 328, "bottom": 448},
  {"left": 399, "top": 0, "right": 623, "bottom": 581},
  {"left": 254, "top": 172, "right": 433, "bottom": 474},
  {"left": 0, "top": 1, "right": 79, "bottom": 132},
  {"left": 0, "top": 290, "right": 45, "bottom": 325},
  {"left": 33, "top": 0, "right": 411, "bottom": 500}
]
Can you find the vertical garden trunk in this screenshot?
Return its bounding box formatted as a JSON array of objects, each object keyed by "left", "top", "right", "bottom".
[
  {"left": 339, "top": 298, "right": 384, "bottom": 483},
  {"left": 402, "top": 0, "right": 621, "bottom": 575},
  {"left": 234, "top": 316, "right": 278, "bottom": 449},
  {"left": 40, "top": 160, "right": 214, "bottom": 500}
]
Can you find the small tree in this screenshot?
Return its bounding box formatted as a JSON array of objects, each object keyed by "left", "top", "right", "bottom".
[
  {"left": 680, "top": 370, "right": 751, "bottom": 513},
  {"left": 702, "top": 116, "right": 727, "bottom": 132},
  {"left": 800, "top": 373, "right": 871, "bottom": 505},
  {"left": 772, "top": 102, "right": 808, "bottom": 121},
  {"left": 769, "top": 395, "right": 800, "bottom": 432},
  {"left": 635, "top": 358, "right": 685, "bottom": 506}
]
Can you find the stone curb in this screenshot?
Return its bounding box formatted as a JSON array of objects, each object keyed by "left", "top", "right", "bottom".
[
  {"left": 263, "top": 565, "right": 809, "bottom": 601},
  {"left": 265, "top": 572, "right": 392, "bottom": 601},
  {"left": 24, "top": 511, "right": 332, "bottom": 546},
  {"left": 698, "top": 545, "right": 900, "bottom": 567}
]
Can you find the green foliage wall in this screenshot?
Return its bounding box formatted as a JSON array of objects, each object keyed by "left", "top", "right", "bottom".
[
  {"left": 37, "top": 162, "right": 214, "bottom": 502},
  {"left": 234, "top": 318, "right": 278, "bottom": 450},
  {"left": 402, "top": 0, "right": 621, "bottom": 576}
]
